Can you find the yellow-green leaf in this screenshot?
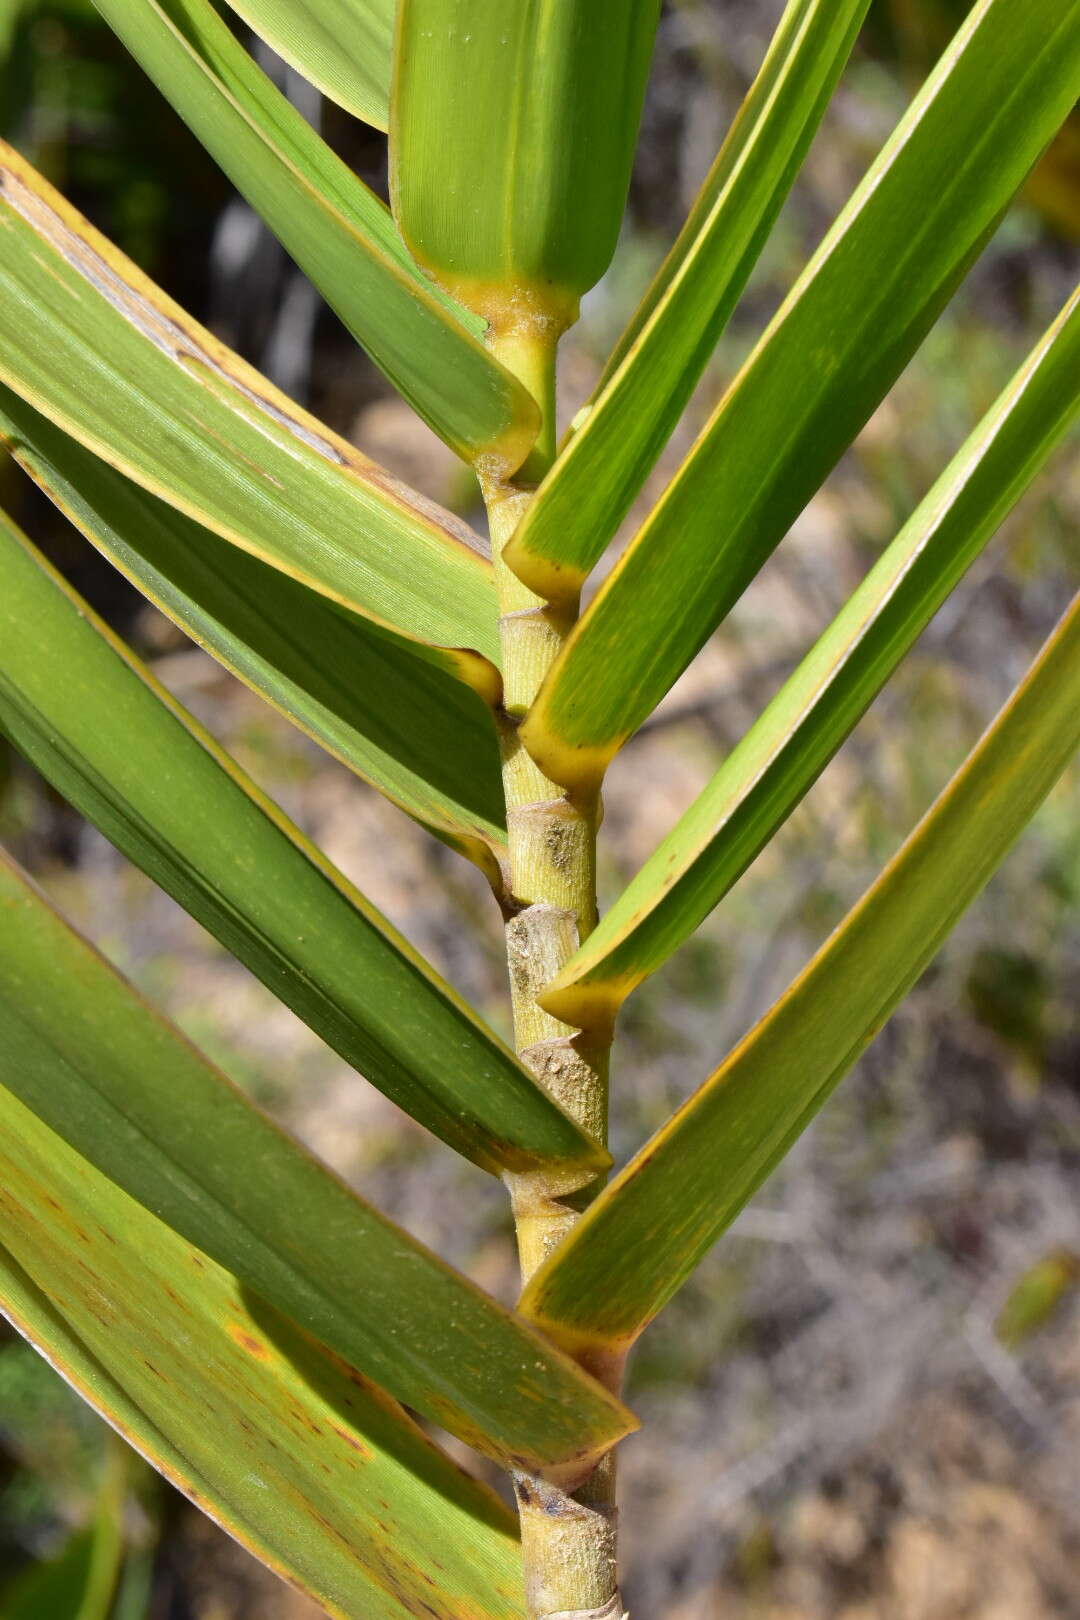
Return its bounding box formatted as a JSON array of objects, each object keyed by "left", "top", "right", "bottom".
[
  {"left": 0, "top": 1124, "right": 527, "bottom": 1620},
  {"left": 542, "top": 285, "right": 1080, "bottom": 1030},
  {"left": 0, "top": 850, "right": 635, "bottom": 1470},
  {"left": 91, "top": 0, "right": 538, "bottom": 472},
  {"left": 522, "top": 0, "right": 1080, "bottom": 788},
  {"left": 520, "top": 596, "right": 1080, "bottom": 1351},
  {"left": 0, "top": 141, "right": 500, "bottom": 698}
]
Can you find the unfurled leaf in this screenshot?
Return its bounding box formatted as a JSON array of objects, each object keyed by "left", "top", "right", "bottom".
[
  {"left": 521, "top": 0, "right": 1080, "bottom": 788},
  {"left": 391, "top": 0, "right": 661, "bottom": 335},
  {"left": 0, "top": 509, "right": 600, "bottom": 1178},
  {"left": 0, "top": 142, "right": 500, "bottom": 696},
  {"left": 0, "top": 388, "right": 507, "bottom": 876},
  {"left": 543, "top": 286, "right": 1080, "bottom": 1029},
  {"left": 521, "top": 596, "right": 1080, "bottom": 1350},
  {"left": 505, "top": 0, "right": 872, "bottom": 602},
  {"left": 90, "top": 0, "right": 538, "bottom": 472},
  {"left": 0, "top": 1125, "right": 527, "bottom": 1620},
  {"left": 0, "top": 850, "right": 635, "bottom": 1469},
  {"left": 221, "top": 0, "right": 394, "bottom": 129}
]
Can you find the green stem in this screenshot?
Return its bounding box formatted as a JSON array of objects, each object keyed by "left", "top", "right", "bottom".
[{"left": 482, "top": 327, "right": 625, "bottom": 1620}]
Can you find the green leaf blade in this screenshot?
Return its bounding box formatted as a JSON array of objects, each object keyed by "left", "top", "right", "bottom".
[
  {"left": 0, "top": 510, "right": 602, "bottom": 1179},
  {"left": 0, "top": 851, "right": 635, "bottom": 1470},
  {"left": 522, "top": 0, "right": 1080, "bottom": 788},
  {"left": 521, "top": 596, "right": 1080, "bottom": 1351},
  {"left": 0, "top": 142, "right": 501, "bottom": 691},
  {"left": 544, "top": 285, "right": 1080, "bottom": 1029},
  {"left": 221, "top": 0, "right": 394, "bottom": 129},
  {"left": 505, "top": 0, "right": 872, "bottom": 602},
  {"left": 391, "top": 0, "right": 661, "bottom": 332},
  {"left": 0, "top": 1131, "right": 527, "bottom": 1620},
  {"left": 0, "top": 387, "right": 508, "bottom": 877},
  {"left": 90, "top": 0, "right": 539, "bottom": 473}
]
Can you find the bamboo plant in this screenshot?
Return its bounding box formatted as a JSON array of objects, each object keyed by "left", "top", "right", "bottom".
[{"left": 0, "top": 0, "right": 1077, "bottom": 1614}]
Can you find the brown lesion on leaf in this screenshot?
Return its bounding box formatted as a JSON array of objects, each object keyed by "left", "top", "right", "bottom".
[
  {"left": 226, "top": 1322, "right": 271, "bottom": 1361},
  {"left": 330, "top": 1423, "right": 372, "bottom": 1458}
]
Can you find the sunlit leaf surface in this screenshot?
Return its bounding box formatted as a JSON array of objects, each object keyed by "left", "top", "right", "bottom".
[
  {"left": 522, "top": 0, "right": 1080, "bottom": 786},
  {"left": 522, "top": 597, "right": 1080, "bottom": 1348},
  {"left": 543, "top": 286, "right": 1080, "bottom": 1028}
]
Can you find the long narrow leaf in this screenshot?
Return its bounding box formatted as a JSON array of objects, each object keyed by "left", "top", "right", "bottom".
[
  {"left": 505, "top": 0, "right": 871, "bottom": 602},
  {"left": 521, "top": 596, "right": 1080, "bottom": 1350},
  {"left": 0, "top": 388, "right": 508, "bottom": 878},
  {"left": 0, "top": 510, "right": 598, "bottom": 1178},
  {"left": 220, "top": 0, "right": 393, "bottom": 129},
  {"left": 90, "top": 0, "right": 538, "bottom": 472},
  {"left": 522, "top": 0, "right": 1080, "bottom": 787},
  {"left": 0, "top": 142, "right": 501, "bottom": 696},
  {"left": 0, "top": 1145, "right": 527, "bottom": 1620},
  {"left": 391, "top": 0, "right": 661, "bottom": 331},
  {"left": 543, "top": 285, "right": 1080, "bottom": 1029},
  {"left": 0, "top": 850, "right": 635, "bottom": 1469}
]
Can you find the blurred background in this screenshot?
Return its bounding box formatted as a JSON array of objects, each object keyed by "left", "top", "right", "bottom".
[{"left": 1, "top": 0, "right": 1078, "bottom": 1614}]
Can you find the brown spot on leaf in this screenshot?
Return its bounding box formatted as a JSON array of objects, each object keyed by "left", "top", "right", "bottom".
[
  {"left": 331, "top": 1424, "right": 371, "bottom": 1458},
  {"left": 227, "top": 1323, "right": 270, "bottom": 1360}
]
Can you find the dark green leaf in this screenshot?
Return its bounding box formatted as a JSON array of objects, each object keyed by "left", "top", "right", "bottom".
[
  {"left": 0, "top": 850, "right": 635, "bottom": 1468},
  {"left": 0, "top": 510, "right": 601, "bottom": 1178}
]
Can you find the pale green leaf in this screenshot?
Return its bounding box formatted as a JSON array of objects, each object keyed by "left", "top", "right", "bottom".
[
  {"left": 0, "top": 141, "right": 501, "bottom": 698},
  {"left": 522, "top": 0, "right": 1080, "bottom": 787},
  {"left": 222, "top": 0, "right": 393, "bottom": 129},
  {"left": 521, "top": 596, "right": 1080, "bottom": 1351},
  {"left": 506, "top": 0, "right": 872, "bottom": 601},
  {"left": 391, "top": 0, "right": 661, "bottom": 334},
  {"left": 0, "top": 850, "right": 635, "bottom": 1468},
  {"left": 543, "top": 285, "right": 1080, "bottom": 1029},
  {"left": 90, "top": 0, "right": 539, "bottom": 472}
]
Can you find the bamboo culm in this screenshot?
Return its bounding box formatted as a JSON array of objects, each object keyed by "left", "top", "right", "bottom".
[{"left": 482, "top": 325, "right": 627, "bottom": 1620}]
